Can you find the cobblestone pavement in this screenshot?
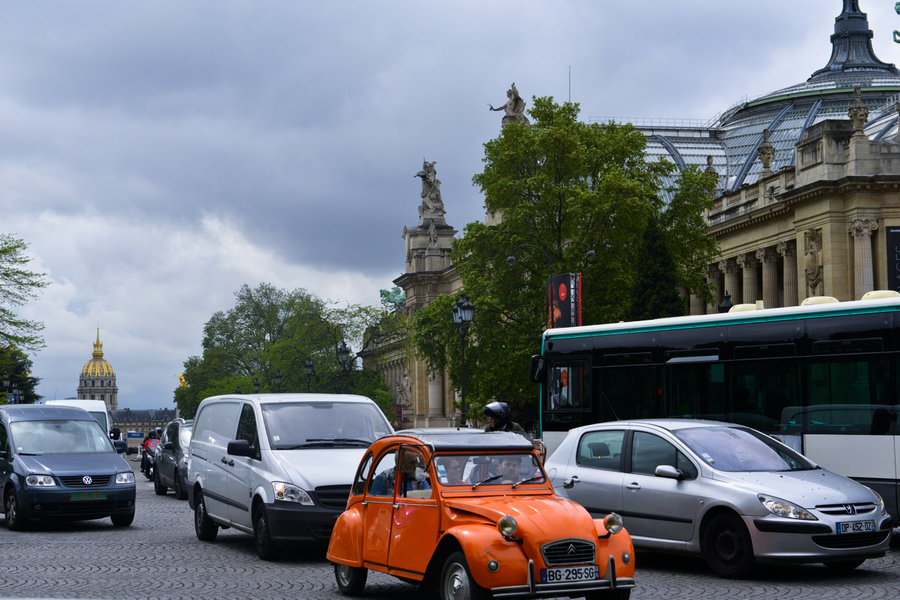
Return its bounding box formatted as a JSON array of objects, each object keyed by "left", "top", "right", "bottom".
[{"left": 0, "top": 459, "right": 898, "bottom": 599}]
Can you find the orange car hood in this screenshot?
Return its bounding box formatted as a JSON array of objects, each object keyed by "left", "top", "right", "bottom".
[{"left": 443, "top": 493, "right": 596, "bottom": 538}]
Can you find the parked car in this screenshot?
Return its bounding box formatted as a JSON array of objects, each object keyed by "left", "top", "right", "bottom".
[
  {"left": 327, "top": 428, "right": 636, "bottom": 600},
  {"left": 0, "top": 404, "right": 135, "bottom": 530},
  {"left": 154, "top": 418, "right": 193, "bottom": 499},
  {"left": 544, "top": 419, "right": 893, "bottom": 578},
  {"left": 187, "top": 393, "right": 394, "bottom": 560}
]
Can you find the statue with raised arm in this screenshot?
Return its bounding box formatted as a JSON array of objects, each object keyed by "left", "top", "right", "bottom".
[
  {"left": 415, "top": 159, "right": 445, "bottom": 224},
  {"left": 490, "top": 82, "right": 529, "bottom": 126}
]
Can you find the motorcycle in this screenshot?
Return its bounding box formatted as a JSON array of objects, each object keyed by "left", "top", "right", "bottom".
[{"left": 141, "top": 439, "right": 159, "bottom": 480}]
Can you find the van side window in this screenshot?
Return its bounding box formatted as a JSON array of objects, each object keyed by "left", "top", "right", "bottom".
[
  {"left": 195, "top": 402, "right": 242, "bottom": 446},
  {"left": 236, "top": 404, "right": 259, "bottom": 451},
  {"left": 0, "top": 424, "right": 7, "bottom": 455}
]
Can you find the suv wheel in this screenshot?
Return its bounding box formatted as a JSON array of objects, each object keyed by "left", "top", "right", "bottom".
[
  {"left": 154, "top": 474, "right": 167, "bottom": 496},
  {"left": 5, "top": 488, "right": 25, "bottom": 531},
  {"left": 173, "top": 470, "right": 188, "bottom": 500}
]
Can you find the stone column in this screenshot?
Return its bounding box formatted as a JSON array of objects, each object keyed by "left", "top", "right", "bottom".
[
  {"left": 718, "top": 259, "right": 739, "bottom": 305},
  {"left": 689, "top": 294, "right": 704, "bottom": 315},
  {"left": 427, "top": 372, "right": 443, "bottom": 417},
  {"left": 736, "top": 253, "right": 759, "bottom": 304},
  {"left": 776, "top": 241, "right": 798, "bottom": 307},
  {"left": 756, "top": 248, "right": 779, "bottom": 309},
  {"left": 849, "top": 218, "right": 879, "bottom": 299}
]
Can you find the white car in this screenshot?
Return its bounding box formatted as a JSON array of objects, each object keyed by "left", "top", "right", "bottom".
[{"left": 544, "top": 419, "right": 892, "bottom": 577}]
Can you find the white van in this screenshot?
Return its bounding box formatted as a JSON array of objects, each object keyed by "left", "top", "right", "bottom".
[
  {"left": 45, "top": 399, "right": 118, "bottom": 440},
  {"left": 187, "top": 393, "right": 393, "bottom": 560}
]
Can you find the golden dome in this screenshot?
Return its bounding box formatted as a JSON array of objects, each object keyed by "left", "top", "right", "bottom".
[{"left": 81, "top": 329, "right": 115, "bottom": 377}]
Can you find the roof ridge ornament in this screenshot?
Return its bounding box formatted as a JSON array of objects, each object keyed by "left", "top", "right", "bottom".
[{"left": 808, "top": 0, "right": 898, "bottom": 81}]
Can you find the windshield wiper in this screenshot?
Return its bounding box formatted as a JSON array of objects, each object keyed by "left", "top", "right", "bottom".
[
  {"left": 512, "top": 475, "right": 542, "bottom": 488},
  {"left": 305, "top": 438, "right": 370, "bottom": 445},
  {"left": 471, "top": 474, "right": 501, "bottom": 489}
]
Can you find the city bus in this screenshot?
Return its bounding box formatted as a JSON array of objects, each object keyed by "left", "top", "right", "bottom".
[{"left": 532, "top": 291, "right": 900, "bottom": 521}]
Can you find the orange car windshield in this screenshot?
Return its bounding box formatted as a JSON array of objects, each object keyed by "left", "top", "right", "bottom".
[{"left": 432, "top": 453, "right": 545, "bottom": 488}]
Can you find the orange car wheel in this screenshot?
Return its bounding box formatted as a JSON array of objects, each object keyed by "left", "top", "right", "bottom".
[
  {"left": 586, "top": 589, "right": 631, "bottom": 600},
  {"left": 334, "top": 563, "right": 367, "bottom": 596},
  {"left": 440, "top": 552, "right": 486, "bottom": 600}
]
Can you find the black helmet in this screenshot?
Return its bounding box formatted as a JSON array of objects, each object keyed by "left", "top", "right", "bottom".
[
  {"left": 148, "top": 431, "right": 157, "bottom": 439},
  {"left": 483, "top": 401, "right": 510, "bottom": 424}
]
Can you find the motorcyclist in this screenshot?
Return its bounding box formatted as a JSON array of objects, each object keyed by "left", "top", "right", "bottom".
[
  {"left": 482, "top": 402, "right": 529, "bottom": 438},
  {"left": 140, "top": 430, "right": 158, "bottom": 474}
]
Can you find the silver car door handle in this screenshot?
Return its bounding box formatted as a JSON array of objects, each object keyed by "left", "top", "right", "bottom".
[
  {"left": 626, "top": 482, "right": 641, "bottom": 489},
  {"left": 220, "top": 457, "right": 234, "bottom": 466}
]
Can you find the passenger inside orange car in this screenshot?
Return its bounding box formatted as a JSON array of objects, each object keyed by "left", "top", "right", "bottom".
[
  {"left": 370, "top": 449, "right": 430, "bottom": 496},
  {"left": 435, "top": 455, "right": 467, "bottom": 486}
]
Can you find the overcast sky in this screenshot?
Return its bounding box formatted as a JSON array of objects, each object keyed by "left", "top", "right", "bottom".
[{"left": 2, "top": 1, "right": 898, "bottom": 409}]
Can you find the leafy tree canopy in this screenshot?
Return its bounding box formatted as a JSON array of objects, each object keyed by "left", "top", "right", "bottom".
[
  {"left": 0, "top": 234, "right": 49, "bottom": 352},
  {"left": 175, "top": 283, "right": 395, "bottom": 421},
  {"left": 0, "top": 346, "right": 40, "bottom": 404},
  {"left": 413, "top": 97, "right": 718, "bottom": 424}
]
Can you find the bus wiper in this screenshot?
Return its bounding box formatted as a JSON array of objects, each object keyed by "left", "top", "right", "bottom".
[{"left": 472, "top": 474, "right": 501, "bottom": 489}]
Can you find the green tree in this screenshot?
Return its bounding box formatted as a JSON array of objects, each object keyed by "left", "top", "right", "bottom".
[
  {"left": 0, "top": 234, "right": 49, "bottom": 351},
  {"left": 413, "top": 97, "right": 717, "bottom": 424},
  {"left": 175, "top": 283, "right": 393, "bottom": 418},
  {"left": 0, "top": 346, "right": 40, "bottom": 404},
  {"left": 627, "top": 214, "right": 685, "bottom": 321}
]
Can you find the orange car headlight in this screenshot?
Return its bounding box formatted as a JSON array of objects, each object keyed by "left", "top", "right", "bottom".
[{"left": 604, "top": 513, "right": 624, "bottom": 535}]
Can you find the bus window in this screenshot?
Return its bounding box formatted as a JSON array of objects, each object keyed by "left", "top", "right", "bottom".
[
  {"left": 595, "top": 365, "right": 660, "bottom": 421},
  {"left": 730, "top": 358, "right": 796, "bottom": 432},
  {"left": 547, "top": 360, "right": 589, "bottom": 410},
  {"left": 803, "top": 355, "right": 893, "bottom": 433},
  {"left": 665, "top": 362, "right": 725, "bottom": 420}
]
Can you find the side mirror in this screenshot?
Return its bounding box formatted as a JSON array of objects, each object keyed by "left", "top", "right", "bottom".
[
  {"left": 113, "top": 440, "right": 128, "bottom": 454},
  {"left": 227, "top": 439, "right": 257, "bottom": 459},
  {"left": 163, "top": 441, "right": 175, "bottom": 451},
  {"left": 110, "top": 427, "right": 121, "bottom": 441},
  {"left": 528, "top": 355, "right": 545, "bottom": 383},
  {"left": 654, "top": 465, "right": 682, "bottom": 480}
]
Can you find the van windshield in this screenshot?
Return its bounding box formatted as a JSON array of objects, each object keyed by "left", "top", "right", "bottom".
[
  {"left": 11, "top": 420, "right": 114, "bottom": 455},
  {"left": 261, "top": 402, "right": 392, "bottom": 450}
]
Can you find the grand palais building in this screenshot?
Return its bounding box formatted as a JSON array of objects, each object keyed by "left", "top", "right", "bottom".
[{"left": 370, "top": 0, "right": 900, "bottom": 428}]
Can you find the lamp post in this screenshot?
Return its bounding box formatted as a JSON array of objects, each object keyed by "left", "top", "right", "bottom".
[
  {"left": 274, "top": 371, "right": 283, "bottom": 393},
  {"left": 305, "top": 359, "right": 315, "bottom": 392},
  {"left": 337, "top": 341, "right": 352, "bottom": 393},
  {"left": 451, "top": 295, "right": 475, "bottom": 427}
]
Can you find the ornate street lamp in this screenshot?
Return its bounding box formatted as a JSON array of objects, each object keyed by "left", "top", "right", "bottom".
[
  {"left": 305, "top": 358, "right": 315, "bottom": 392},
  {"left": 337, "top": 341, "right": 352, "bottom": 393},
  {"left": 451, "top": 295, "right": 475, "bottom": 427}
]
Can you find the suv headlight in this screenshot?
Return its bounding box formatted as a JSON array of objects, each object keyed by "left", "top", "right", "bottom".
[
  {"left": 116, "top": 472, "right": 135, "bottom": 484},
  {"left": 273, "top": 482, "right": 314, "bottom": 505},
  {"left": 25, "top": 475, "right": 56, "bottom": 487},
  {"left": 758, "top": 494, "right": 817, "bottom": 520}
]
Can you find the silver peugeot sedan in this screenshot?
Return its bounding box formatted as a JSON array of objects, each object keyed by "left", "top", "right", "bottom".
[{"left": 544, "top": 419, "right": 892, "bottom": 578}]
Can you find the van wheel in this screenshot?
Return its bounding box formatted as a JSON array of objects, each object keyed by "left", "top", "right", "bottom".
[
  {"left": 254, "top": 507, "right": 279, "bottom": 560},
  {"left": 440, "top": 551, "right": 486, "bottom": 600},
  {"left": 111, "top": 510, "right": 134, "bottom": 527},
  {"left": 194, "top": 490, "right": 218, "bottom": 542},
  {"left": 702, "top": 513, "right": 754, "bottom": 578},
  {"left": 173, "top": 470, "right": 188, "bottom": 500},
  {"left": 154, "top": 475, "right": 167, "bottom": 496},
  {"left": 5, "top": 488, "right": 25, "bottom": 531},
  {"left": 334, "top": 563, "right": 368, "bottom": 595}
]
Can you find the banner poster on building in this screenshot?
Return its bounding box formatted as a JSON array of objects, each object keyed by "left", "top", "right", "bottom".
[
  {"left": 888, "top": 226, "right": 900, "bottom": 293},
  {"left": 547, "top": 272, "right": 582, "bottom": 329}
]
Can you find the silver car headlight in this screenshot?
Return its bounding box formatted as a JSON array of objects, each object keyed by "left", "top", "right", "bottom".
[
  {"left": 25, "top": 475, "right": 56, "bottom": 487},
  {"left": 273, "top": 482, "right": 314, "bottom": 505},
  {"left": 758, "top": 494, "right": 817, "bottom": 520},
  {"left": 116, "top": 472, "right": 135, "bottom": 484},
  {"left": 867, "top": 487, "right": 886, "bottom": 515}
]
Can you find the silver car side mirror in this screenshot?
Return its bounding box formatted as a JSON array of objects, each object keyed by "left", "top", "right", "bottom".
[{"left": 563, "top": 475, "right": 580, "bottom": 489}]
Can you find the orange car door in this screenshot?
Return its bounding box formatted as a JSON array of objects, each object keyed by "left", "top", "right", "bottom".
[
  {"left": 362, "top": 449, "right": 397, "bottom": 569},
  {"left": 386, "top": 449, "right": 439, "bottom": 578}
]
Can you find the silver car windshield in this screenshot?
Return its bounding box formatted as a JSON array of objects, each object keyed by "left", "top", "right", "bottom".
[
  {"left": 262, "top": 402, "right": 393, "bottom": 450},
  {"left": 674, "top": 426, "right": 815, "bottom": 472},
  {"left": 11, "top": 420, "right": 114, "bottom": 455}
]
